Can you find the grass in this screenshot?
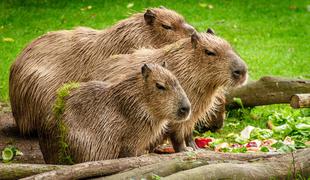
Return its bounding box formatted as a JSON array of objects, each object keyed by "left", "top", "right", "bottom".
[{"left": 0, "top": 0, "right": 309, "bottom": 101}]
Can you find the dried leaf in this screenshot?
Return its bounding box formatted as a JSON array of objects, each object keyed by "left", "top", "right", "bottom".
[
  {"left": 3, "top": 37, "right": 14, "bottom": 42},
  {"left": 199, "top": 3, "right": 207, "bottom": 8},
  {"left": 127, "top": 3, "right": 134, "bottom": 9}
]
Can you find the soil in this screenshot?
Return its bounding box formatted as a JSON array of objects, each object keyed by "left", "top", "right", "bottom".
[{"left": 0, "top": 102, "right": 44, "bottom": 164}]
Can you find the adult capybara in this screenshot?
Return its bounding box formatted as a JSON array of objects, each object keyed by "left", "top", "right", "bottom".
[
  {"left": 87, "top": 31, "right": 248, "bottom": 152},
  {"left": 39, "top": 63, "right": 191, "bottom": 164},
  {"left": 9, "top": 7, "right": 195, "bottom": 135}
]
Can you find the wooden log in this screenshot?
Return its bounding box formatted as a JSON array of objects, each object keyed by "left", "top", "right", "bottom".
[
  {"left": 290, "top": 93, "right": 310, "bottom": 108},
  {"left": 101, "top": 159, "right": 211, "bottom": 180},
  {"left": 0, "top": 163, "right": 66, "bottom": 180},
  {"left": 22, "top": 150, "right": 285, "bottom": 180},
  {"left": 22, "top": 149, "right": 309, "bottom": 180},
  {"left": 226, "top": 76, "right": 310, "bottom": 108},
  {"left": 162, "top": 150, "right": 310, "bottom": 179}
]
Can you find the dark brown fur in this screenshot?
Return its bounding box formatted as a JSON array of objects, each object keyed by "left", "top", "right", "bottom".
[
  {"left": 39, "top": 64, "right": 191, "bottom": 164},
  {"left": 9, "top": 7, "right": 195, "bottom": 135},
  {"left": 87, "top": 32, "right": 248, "bottom": 152}
]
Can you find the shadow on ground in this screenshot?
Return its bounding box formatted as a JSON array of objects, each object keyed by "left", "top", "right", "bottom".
[{"left": 0, "top": 102, "right": 44, "bottom": 164}]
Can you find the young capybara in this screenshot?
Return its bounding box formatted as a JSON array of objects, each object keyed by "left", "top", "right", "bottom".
[
  {"left": 9, "top": 7, "right": 195, "bottom": 135},
  {"left": 39, "top": 63, "right": 191, "bottom": 164},
  {"left": 87, "top": 31, "right": 248, "bottom": 152}
]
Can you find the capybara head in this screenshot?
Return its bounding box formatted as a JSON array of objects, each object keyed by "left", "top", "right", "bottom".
[
  {"left": 189, "top": 29, "right": 248, "bottom": 88},
  {"left": 144, "top": 7, "right": 195, "bottom": 45},
  {"left": 141, "top": 63, "right": 191, "bottom": 122}
]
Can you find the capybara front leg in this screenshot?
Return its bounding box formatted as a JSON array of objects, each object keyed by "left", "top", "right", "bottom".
[
  {"left": 170, "top": 131, "right": 187, "bottom": 152},
  {"left": 185, "top": 132, "right": 199, "bottom": 150}
]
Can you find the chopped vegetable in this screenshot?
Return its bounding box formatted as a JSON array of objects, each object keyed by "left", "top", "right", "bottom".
[
  {"left": 240, "top": 125, "right": 255, "bottom": 139},
  {"left": 1, "top": 146, "right": 23, "bottom": 163},
  {"left": 195, "top": 137, "right": 213, "bottom": 148},
  {"left": 2, "top": 148, "right": 14, "bottom": 162},
  {"left": 250, "top": 128, "right": 273, "bottom": 140},
  {"left": 260, "top": 146, "right": 269, "bottom": 152}
]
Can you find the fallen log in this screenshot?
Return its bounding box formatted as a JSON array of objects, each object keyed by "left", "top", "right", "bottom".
[
  {"left": 102, "top": 149, "right": 309, "bottom": 180},
  {"left": 100, "top": 159, "right": 212, "bottom": 180},
  {"left": 162, "top": 150, "right": 310, "bottom": 179},
  {"left": 290, "top": 93, "right": 310, "bottom": 108},
  {"left": 22, "top": 149, "right": 290, "bottom": 180},
  {"left": 226, "top": 76, "right": 310, "bottom": 108},
  {"left": 0, "top": 163, "right": 66, "bottom": 180}
]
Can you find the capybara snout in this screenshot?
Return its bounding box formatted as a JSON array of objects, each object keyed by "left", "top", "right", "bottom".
[
  {"left": 230, "top": 54, "right": 248, "bottom": 86},
  {"left": 177, "top": 98, "right": 191, "bottom": 121}
]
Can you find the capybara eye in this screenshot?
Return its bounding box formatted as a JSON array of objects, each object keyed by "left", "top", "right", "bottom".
[
  {"left": 205, "top": 49, "right": 216, "bottom": 56},
  {"left": 162, "top": 24, "right": 172, "bottom": 30},
  {"left": 156, "top": 82, "right": 166, "bottom": 90}
]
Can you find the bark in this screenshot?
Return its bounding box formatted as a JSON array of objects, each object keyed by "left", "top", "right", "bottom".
[
  {"left": 100, "top": 159, "right": 211, "bottom": 180},
  {"left": 226, "top": 76, "right": 310, "bottom": 108},
  {"left": 290, "top": 93, "right": 310, "bottom": 108},
  {"left": 22, "top": 149, "right": 292, "bottom": 180},
  {"left": 162, "top": 149, "right": 310, "bottom": 180},
  {"left": 0, "top": 163, "right": 66, "bottom": 180}
]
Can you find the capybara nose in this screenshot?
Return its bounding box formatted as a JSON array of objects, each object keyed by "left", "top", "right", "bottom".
[
  {"left": 178, "top": 104, "right": 191, "bottom": 119},
  {"left": 233, "top": 70, "right": 241, "bottom": 79},
  {"left": 232, "top": 68, "right": 246, "bottom": 79}
]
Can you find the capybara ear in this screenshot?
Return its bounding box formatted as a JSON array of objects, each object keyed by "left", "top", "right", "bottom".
[
  {"left": 191, "top": 32, "right": 199, "bottom": 49},
  {"left": 207, "top": 28, "right": 215, "bottom": 35},
  {"left": 159, "top": 6, "right": 167, "bottom": 9},
  {"left": 142, "top": 64, "right": 152, "bottom": 80},
  {"left": 161, "top": 61, "right": 168, "bottom": 68},
  {"left": 144, "top": 9, "right": 156, "bottom": 25}
]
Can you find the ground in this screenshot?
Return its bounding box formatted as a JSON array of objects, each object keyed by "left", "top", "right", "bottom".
[{"left": 0, "top": 103, "right": 44, "bottom": 164}]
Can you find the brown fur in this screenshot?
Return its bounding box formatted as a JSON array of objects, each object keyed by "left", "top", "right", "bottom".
[
  {"left": 87, "top": 32, "right": 248, "bottom": 152},
  {"left": 9, "top": 7, "right": 195, "bottom": 135},
  {"left": 39, "top": 63, "right": 191, "bottom": 164}
]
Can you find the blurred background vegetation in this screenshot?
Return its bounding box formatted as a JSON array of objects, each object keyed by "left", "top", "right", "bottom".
[{"left": 0, "top": 0, "right": 309, "bottom": 102}]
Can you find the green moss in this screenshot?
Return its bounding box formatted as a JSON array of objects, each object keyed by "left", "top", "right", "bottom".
[
  {"left": 53, "top": 82, "right": 80, "bottom": 119},
  {"left": 52, "top": 82, "right": 80, "bottom": 165}
]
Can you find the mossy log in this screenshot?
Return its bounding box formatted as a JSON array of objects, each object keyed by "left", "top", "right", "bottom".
[
  {"left": 22, "top": 149, "right": 310, "bottom": 180},
  {"left": 226, "top": 76, "right": 310, "bottom": 108},
  {"left": 0, "top": 163, "right": 66, "bottom": 180}
]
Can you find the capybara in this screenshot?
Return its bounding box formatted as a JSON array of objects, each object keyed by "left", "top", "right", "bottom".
[
  {"left": 9, "top": 7, "right": 195, "bottom": 135},
  {"left": 39, "top": 63, "right": 191, "bottom": 164},
  {"left": 87, "top": 31, "right": 248, "bottom": 152}
]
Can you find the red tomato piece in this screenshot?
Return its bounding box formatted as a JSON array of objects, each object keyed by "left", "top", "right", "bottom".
[
  {"left": 246, "top": 141, "right": 258, "bottom": 147},
  {"left": 195, "top": 138, "right": 213, "bottom": 148}
]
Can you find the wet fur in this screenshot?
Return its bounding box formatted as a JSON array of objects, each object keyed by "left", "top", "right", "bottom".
[
  {"left": 87, "top": 32, "right": 248, "bottom": 152},
  {"left": 9, "top": 8, "right": 193, "bottom": 135},
  {"left": 39, "top": 64, "right": 190, "bottom": 163}
]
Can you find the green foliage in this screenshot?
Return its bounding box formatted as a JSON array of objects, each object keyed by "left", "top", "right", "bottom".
[
  {"left": 250, "top": 128, "right": 273, "bottom": 140},
  {"left": 0, "top": 0, "right": 309, "bottom": 101},
  {"left": 271, "top": 141, "right": 296, "bottom": 153},
  {"left": 200, "top": 104, "right": 310, "bottom": 152},
  {"left": 53, "top": 82, "right": 80, "bottom": 165},
  {"left": 260, "top": 146, "right": 269, "bottom": 152},
  {"left": 151, "top": 174, "right": 162, "bottom": 180}
]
